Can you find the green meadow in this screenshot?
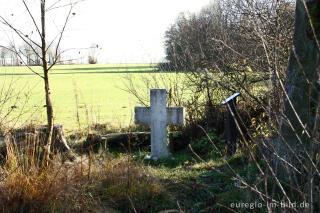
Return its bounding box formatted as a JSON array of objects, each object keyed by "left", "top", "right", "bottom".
[
  {"left": 0, "top": 64, "right": 181, "bottom": 130},
  {"left": 0, "top": 64, "right": 267, "bottom": 131}
]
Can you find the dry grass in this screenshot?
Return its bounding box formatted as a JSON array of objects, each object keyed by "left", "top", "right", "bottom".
[{"left": 0, "top": 136, "right": 170, "bottom": 213}]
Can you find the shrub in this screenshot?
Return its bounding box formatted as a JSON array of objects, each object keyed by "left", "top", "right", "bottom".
[
  {"left": 88, "top": 56, "right": 97, "bottom": 64},
  {"left": 189, "top": 128, "right": 224, "bottom": 158}
]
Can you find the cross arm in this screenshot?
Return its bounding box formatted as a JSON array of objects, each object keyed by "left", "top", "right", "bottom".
[
  {"left": 167, "top": 107, "right": 185, "bottom": 125},
  {"left": 135, "top": 106, "right": 150, "bottom": 125}
]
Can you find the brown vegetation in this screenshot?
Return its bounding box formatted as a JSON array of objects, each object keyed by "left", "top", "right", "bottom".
[{"left": 0, "top": 140, "right": 168, "bottom": 212}]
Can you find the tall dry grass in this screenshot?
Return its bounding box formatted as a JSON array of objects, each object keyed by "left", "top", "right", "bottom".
[{"left": 0, "top": 134, "right": 169, "bottom": 213}]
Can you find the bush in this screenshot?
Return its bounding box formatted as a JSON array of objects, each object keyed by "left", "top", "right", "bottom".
[
  {"left": 189, "top": 128, "right": 224, "bottom": 158},
  {"left": 88, "top": 56, "right": 97, "bottom": 64}
]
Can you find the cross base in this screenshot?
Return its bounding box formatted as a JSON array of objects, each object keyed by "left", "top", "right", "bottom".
[{"left": 144, "top": 154, "right": 173, "bottom": 161}]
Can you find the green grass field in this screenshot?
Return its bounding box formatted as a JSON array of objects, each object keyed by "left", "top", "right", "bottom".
[
  {"left": 0, "top": 64, "right": 267, "bottom": 132},
  {"left": 0, "top": 64, "right": 182, "bottom": 130}
]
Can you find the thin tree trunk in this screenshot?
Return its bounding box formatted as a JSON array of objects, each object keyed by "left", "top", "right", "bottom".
[{"left": 40, "top": 0, "right": 54, "bottom": 164}]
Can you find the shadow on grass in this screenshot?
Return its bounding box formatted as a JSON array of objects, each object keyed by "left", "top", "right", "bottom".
[
  {"left": 53, "top": 65, "right": 157, "bottom": 71},
  {"left": 50, "top": 70, "right": 175, "bottom": 75},
  {"left": 142, "top": 151, "right": 196, "bottom": 168},
  {"left": 159, "top": 153, "right": 261, "bottom": 212},
  {"left": 107, "top": 149, "right": 196, "bottom": 169},
  {"left": 0, "top": 70, "right": 179, "bottom": 76},
  {"left": 140, "top": 152, "right": 252, "bottom": 212}
]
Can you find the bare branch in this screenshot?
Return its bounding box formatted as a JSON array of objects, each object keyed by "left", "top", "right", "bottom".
[
  {"left": 46, "top": 0, "right": 85, "bottom": 12},
  {"left": 0, "top": 16, "right": 42, "bottom": 59},
  {"left": 0, "top": 45, "right": 44, "bottom": 79},
  {"left": 47, "top": 5, "right": 73, "bottom": 71},
  {"left": 46, "top": 0, "right": 64, "bottom": 11},
  {"left": 22, "top": 0, "right": 42, "bottom": 39}
]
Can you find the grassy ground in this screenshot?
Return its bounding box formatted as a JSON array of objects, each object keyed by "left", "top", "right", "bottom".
[
  {"left": 0, "top": 64, "right": 268, "bottom": 133},
  {"left": 0, "top": 64, "right": 184, "bottom": 131},
  {"left": 0, "top": 132, "right": 260, "bottom": 212},
  {"left": 0, "top": 65, "right": 271, "bottom": 212}
]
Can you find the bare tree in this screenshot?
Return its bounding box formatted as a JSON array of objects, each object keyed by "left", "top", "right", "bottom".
[
  {"left": 0, "top": 47, "right": 8, "bottom": 65},
  {"left": 0, "top": 0, "right": 82, "bottom": 163}
]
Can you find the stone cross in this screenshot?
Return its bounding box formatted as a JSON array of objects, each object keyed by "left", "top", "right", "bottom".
[{"left": 135, "top": 89, "right": 185, "bottom": 160}]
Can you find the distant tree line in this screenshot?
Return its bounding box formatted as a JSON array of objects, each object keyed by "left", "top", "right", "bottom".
[
  {"left": 162, "top": 0, "right": 295, "bottom": 74},
  {"left": 160, "top": 0, "right": 295, "bottom": 131},
  {"left": 0, "top": 43, "right": 60, "bottom": 66},
  {"left": 0, "top": 42, "right": 100, "bottom": 66}
]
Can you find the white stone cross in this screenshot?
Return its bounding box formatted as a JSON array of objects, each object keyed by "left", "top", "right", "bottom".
[{"left": 135, "top": 89, "right": 185, "bottom": 160}]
